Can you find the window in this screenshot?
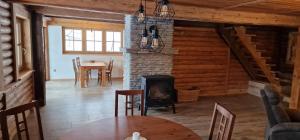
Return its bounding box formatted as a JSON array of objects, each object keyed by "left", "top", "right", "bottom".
[
  {"left": 14, "top": 16, "right": 32, "bottom": 78},
  {"left": 64, "top": 28, "right": 82, "bottom": 52},
  {"left": 106, "top": 31, "right": 122, "bottom": 52},
  {"left": 86, "top": 30, "right": 102, "bottom": 52},
  {"left": 62, "top": 28, "right": 122, "bottom": 54},
  {"left": 16, "top": 18, "right": 24, "bottom": 71}
]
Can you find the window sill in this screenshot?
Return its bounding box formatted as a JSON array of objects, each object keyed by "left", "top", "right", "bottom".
[
  {"left": 18, "top": 70, "right": 34, "bottom": 81},
  {"left": 62, "top": 51, "right": 123, "bottom": 56}
]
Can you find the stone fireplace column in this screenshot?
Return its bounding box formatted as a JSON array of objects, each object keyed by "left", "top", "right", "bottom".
[{"left": 123, "top": 15, "right": 175, "bottom": 89}]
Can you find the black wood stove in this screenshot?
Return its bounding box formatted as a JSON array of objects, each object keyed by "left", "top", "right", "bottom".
[{"left": 141, "top": 75, "right": 177, "bottom": 115}]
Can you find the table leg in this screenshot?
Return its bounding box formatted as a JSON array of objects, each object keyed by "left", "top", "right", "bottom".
[
  {"left": 101, "top": 67, "right": 107, "bottom": 87},
  {"left": 80, "top": 68, "right": 86, "bottom": 88}
]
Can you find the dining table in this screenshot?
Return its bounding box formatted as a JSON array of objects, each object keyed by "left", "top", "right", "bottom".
[
  {"left": 80, "top": 61, "right": 106, "bottom": 88},
  {"left": 59, "top": 116, "right": 202, "bottom": 140}
]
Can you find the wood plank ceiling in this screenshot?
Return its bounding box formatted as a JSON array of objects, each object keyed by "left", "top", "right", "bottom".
[
  {"left": 171, "top": 0, "right": 300, "bottom": 16},
  {"left": 11, "top": 0, "right": 300, "bottom": 26},
  {"left": 19, "top": 0, "right": 300, "bottom": 16}
]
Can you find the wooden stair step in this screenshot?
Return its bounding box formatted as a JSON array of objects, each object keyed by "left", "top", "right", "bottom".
[
  {"left": 244, "top": 55, "right": 252, "bottom": 59},
  {"left": 247, "top": 34, "right": 256, "bottom": 37},
  {"left": 259, "top": 58, "right": 267, "bottom": 64},
  {"left": 274, "top": 77, "right": 280, "bottom": 82},
  {"left": 253, "top": 68, "right": 263, "bottom": 72},
  {"left": 264, "top": 57, "right": 272, "bottom": 60},
  {"left": 280, "top": 79, "right": 292, "bottom": 84},
  {"left": 271, "top": 71, "right": 279, "bottom": 74},
  {"left": 266, "top": 64, "right": 276, "bottom": 67},
  {"left": 256, "top": 74, "right": 266, "bottom": 78},
  {"left": 235, "top": 27, "right": 246, "bottom": 34},
  {"left": 257, "top": 49, "right": 267, "bottom": 53},
  {"left": 224, "top": 26, "right": 235, "bottom": 30},
  {"left": 256, "top": 52, "right": 262, "bottom": 57}
]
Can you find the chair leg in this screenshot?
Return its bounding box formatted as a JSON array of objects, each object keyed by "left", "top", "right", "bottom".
[
  {"left": 97, "top": 72, "right": 100, "bottom": 83},
  {"left": 86, "top": 72, "right": 89, "bottom": 86},
  {"left": 74, "top": 73, "right": 78, "bottom": 85},
  {"left": 172, "top": 104, "right": 176, "bottom": 114},
  {"left": 144, "top": 106, "right": 148, "bottom": 116},
  {"left": 89, "top": 70, "right": 92, "bottom": 79},
  {"left": 110, "top": 74, "right": 112, "bottom": 85}
]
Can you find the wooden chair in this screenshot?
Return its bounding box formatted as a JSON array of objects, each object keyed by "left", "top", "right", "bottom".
[
  {"left": 0, "top": 93, "right": 6, "bottom": 110},
  {"left": 0, "top": 93, "right": 6, "bottom": 139},
  {"left": 76, "top": 57, "right": 91, "bottom": 84},
  {"left": 98, "top": 59, "right": 114, "bottom": 85},
  {"left": 106, "top": 60, "right": 114, "bottom": 84},
  {"left": 75, "top": 57, "right": 81, "bottom": 68},
  {"left": 0, "top": 101, "right": 44, "bottom": 140},
  {"left": 115, "top": 90, "right": 144, "bottom": 117},
  {"left": 208, "top": 103, "right": 236, "bottom": 140},
  {"left": 72, "top": 59, "right": 79, "bottom": 85}
]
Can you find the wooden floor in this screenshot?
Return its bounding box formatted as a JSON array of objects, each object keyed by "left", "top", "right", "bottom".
[{"left": 28, "top": 79, "right": 266, "bottom": 140}]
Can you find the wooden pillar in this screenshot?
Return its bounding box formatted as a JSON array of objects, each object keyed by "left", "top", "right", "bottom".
[
  {"left": 0, "top": 24, "right": 4, "bottom": 91},
  {"left": 225, "top": 48, "right": 230, "bottom": 92},
  {"left": 289, "top": 27, "right": 300, "bottom": 110},
  {"left": 31, "top": 12, "right": 46, "bottom": 106}
]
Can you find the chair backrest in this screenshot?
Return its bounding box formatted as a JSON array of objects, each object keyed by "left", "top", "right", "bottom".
[
  {"left": 72, "top": 59, "right": 78, "bottom": 73},
  {"left": 0, "top": 101, "right": 44, "bottom": 140},
  {"left": 0, "top": 93, "right": 6, "bottom": 110},
  {"left": 260, "top": 86, "right": 287, "bottom": 127},
  {"left": 208, "top": 103, "right": 236, "bottom": 140},
  {"left": 0, "top": 93, "right": 6, "bottom": 139},
  {"left": 115, "top": 90, "right": 144, "bottom": 117},
  {"left": 75, "top": 57, "right": 81, "bottom": 68},
  {"left": 108, "top": 60, "right": 114, "bottom": 72}
]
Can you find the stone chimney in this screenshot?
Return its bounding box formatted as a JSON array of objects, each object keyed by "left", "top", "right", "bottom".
[{"left": 123, "top": 15, "right": 175, "bottom": 89}]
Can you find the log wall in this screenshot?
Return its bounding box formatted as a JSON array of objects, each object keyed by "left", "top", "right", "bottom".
[
  {"left": 0, "top": 1, "right": 34, "bottom": 139},
  {"left": 172, "top": 26, "right": 250, "bottom": 96},
  {"left": 0, "top": 0, "right": 14, "bottom": 87}
]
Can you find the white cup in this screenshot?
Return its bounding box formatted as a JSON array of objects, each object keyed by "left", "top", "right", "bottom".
[{"left": 132, "top": 132, "right": 140, "bottom": 140}]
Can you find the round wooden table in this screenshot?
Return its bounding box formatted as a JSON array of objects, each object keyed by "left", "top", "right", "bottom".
[{"left": 60, "top": 116, "right": 202, "bottom": 140}]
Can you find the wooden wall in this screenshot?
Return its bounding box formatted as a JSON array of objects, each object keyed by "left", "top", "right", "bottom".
[
  {"left": 0, "top": 2, "right": 34, "bottom": 107},
  {"left": 0, "top": 0, "right": 14, "bottom": 88},
  {"left": 0, "top": 1, "right": 34, "bottom": 138},
  {"left": 172, "top": 26, "right": 250, "bottom": 96}
]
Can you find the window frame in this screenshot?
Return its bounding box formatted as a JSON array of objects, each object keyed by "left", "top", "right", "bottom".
[
  {"left": 16, "top": 18, "right": 25, "bottom": 71},
  {"left": 86, "top": 30, "right": 103, "bottom": 52},
  {"left": 106, "top": 31, "right": 122, "bottom": 52},
  {"left": 62, "top": 27, "right": 84, "bottom": 54},
  {"left": 62, "top": 27, "right": 123, "bottom": 55},
  {"left": 13, "top": 13, "right": 33, "bottom": 81}
]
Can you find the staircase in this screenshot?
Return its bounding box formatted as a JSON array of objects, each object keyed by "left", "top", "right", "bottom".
[{"left": 217, "top": 25, "right": 287, "bottom": 96}]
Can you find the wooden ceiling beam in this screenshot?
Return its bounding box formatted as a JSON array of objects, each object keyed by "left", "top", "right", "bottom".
[
  {"left": 31, "top": 6, "right": 124, "bottom": 23},
  {"left": 47, "top": 18, "right": 124, "bottom": 30},
  {"left": 221, "top": 0, "right": 268, "bottom": 10},
  {"left": 9, "top": 0, "right": 300, "bottom": 27}
]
